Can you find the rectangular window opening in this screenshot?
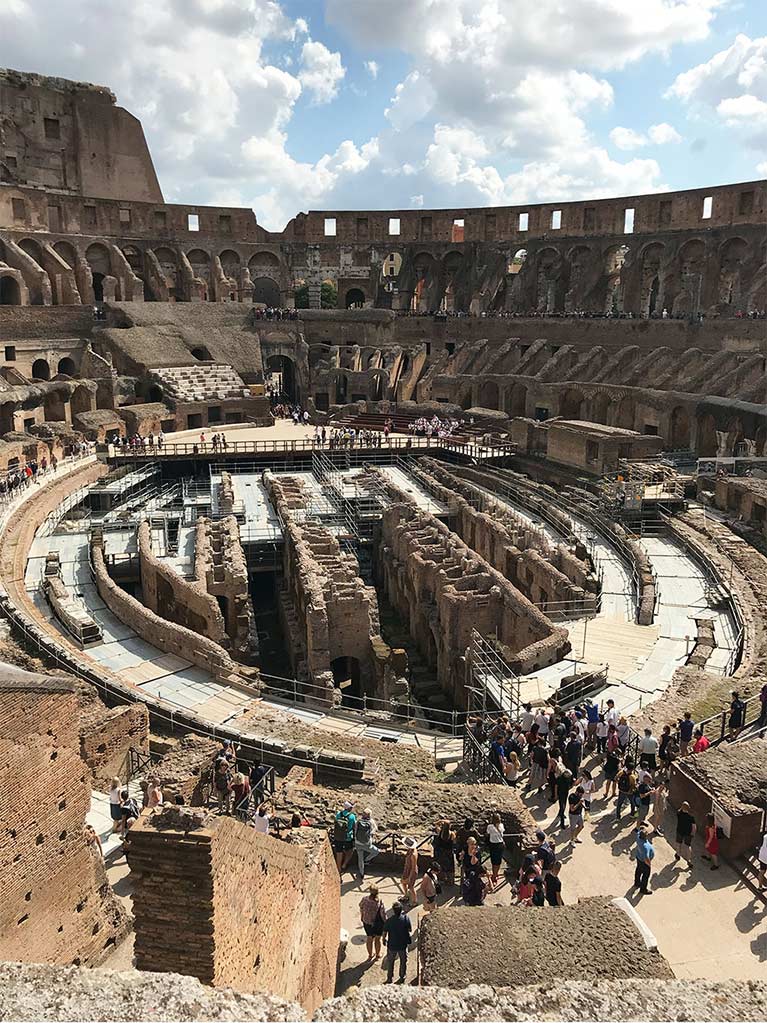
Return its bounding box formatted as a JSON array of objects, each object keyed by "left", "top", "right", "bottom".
[
  {"left": 738, "top": 190, "right": 754, "bottom": 216},
  {"left": 324, "top": 217, "right": 337, "bottom": 237},
  {"left": 84, "top": 206, "right": 97, "bottom": 227},
  {"left": 187, "top": 213, "right": 200, "bottom": 232},
  {"left": 518, "top": 212, "right": 529, "bottom": 231},
  {"left": 623, "top": 207, "right": 635, "bottom": 233},
  {"left": 451, "top": 218, "right": 465, "bottom": 242},
  {"left": 5, "top": 346, "right": 16, "bottom": 361},
  {"left": 44, "top": 117, "right": 60, "bottom": 140},
  {"left": 153, "top": 210, "right": 167, "bottom": 230},
  {"left": 11, "top": 197, "right": 25, "bottom": 221},
  {"left": 551, "top": 210, "right": 562, "bottom": 230},
  {"left": 47, "top": 205, "right": 61, "bottom": 232},
  {"left": 388, "top": 217, "right": 401, "bottom": 235},
  {"left": 701, "top": 196, "right": 713, "bottom": 219},
  {"left": 119, "top": 208, "right": 131, "bottom": 225},
  {"left": 219, "top": 214, "right": 232, "bottom": 233}
]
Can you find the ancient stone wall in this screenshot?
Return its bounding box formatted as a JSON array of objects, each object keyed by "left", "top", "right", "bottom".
[
  {"left": 194, "top": 516, "right": 259, "bottom": 661},
  {"left": 0, "top": 670, "right": 129, "bottom": 967},
  {"left": 127, "top": 807, "right": 339, "bottom": 1014},
  {"left": 379, "top": 503, "right": 569, "bottom": 706},
  {"left": 77, "top": 685, "right": 149, "bottom": 792}
]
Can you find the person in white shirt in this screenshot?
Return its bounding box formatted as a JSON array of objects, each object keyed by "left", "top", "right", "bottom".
[
  {"left": 520, "top": 704, "right": 535, "bottom": 732},
  {"left": 253, "top": 803, "right": 271, "bottom": 834},
  {"left": 639, "top": 728, "right": 659, "bottom": 771},
  {"left": 486, "top": 813, "right": 505, "bottom": 889},
  {"left": 596, "top": 715, "right": 609, "bottom": 756},
  {"left": 535, "top": 710, "right": 550, "bottom": 737},
  {"left": 605, "top": 699, "right": 619, "bottom": 729},
  {"left": 758, "top": 832, "right": 767, "bottom": 889}
]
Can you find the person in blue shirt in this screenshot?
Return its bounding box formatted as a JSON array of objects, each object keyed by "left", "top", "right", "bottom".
[
  {"left": 634, "top": 824, "right": 655, "bottom": 895},
  {"left": 585, "top": 701, "right": 600, "bottom": 750},
  {"left": 678, "top": 712, "right": 695, "bottom": 755},
  {"left": 383, "top": 902, "right": 412, "bottom": 984}
]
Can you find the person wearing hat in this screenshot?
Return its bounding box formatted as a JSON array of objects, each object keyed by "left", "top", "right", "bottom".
[
  {"left": 333, "top": 801, "right": 357, "bottom": 872},
  {"left": 400, "top": 837, "right": 419, "bottom": 905}
]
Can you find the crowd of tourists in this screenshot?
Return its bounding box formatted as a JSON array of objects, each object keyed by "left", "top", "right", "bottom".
[
  {"left": 117, "top": 432, "right": 165, "bottom": 452},
  {"left": 271, "top": 401, "right": 310, "bottom": 425},
  {"left": 408, "top": 415, "right": 461, "bottom": 439},
  {"left": 252, "top": 307, "right": 299, "bottom": 321}
]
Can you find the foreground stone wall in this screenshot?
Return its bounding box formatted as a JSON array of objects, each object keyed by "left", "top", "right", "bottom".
[
  {"left": 127, "top": 807, "right": 339, "bottom": 1014},
  {"left": 0, "top": 670, "right": 129, "bottom": 967}
]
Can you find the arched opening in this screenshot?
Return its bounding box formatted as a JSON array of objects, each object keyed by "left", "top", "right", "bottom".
[
  {"left": 92, "top": 273, "right": 105, "bottom": 303},
  {"left": 19, "top": 238, "right": 44, "bottom": 266},
  {"left": 441, "top": 251, "right": 464, "bottom": 312},
  {"left": 603, "top": 245, "right": 629, "bottom": 315},
  {"left": 331, "top": 655, "right": 362, "bottom": 700},
  {"left": 191, "top": 346, "right": 212, "bottom": 361},
  {"left": 57, "top": 357, "right": 76, "bottom": 377},
  {"left": 123, "top": 245, "right": 143, "bottom": 273},
  {"left": 505, "top": 383, "right": 527, "bottom": 418},
  {"left": 717, "top": 237, "right": 748, "bottom": 308},
  {"left": 335, "top": 372, "right": 348, "bottom": 404},
  {"left": 146, "top": 384, "right": 163, "bottom": 403},
  {"left": 187, "top": 249, "right": 211, "bottom": 300},
  {"left": 266, "top": 354, "right": 297, "bottom": 402},
  {"left": 32, "top": 358, "right": 51, "bottom": 381},
  {"left": 565, "top": 246, "right": 591, "bottom": 311},
  {"left": 410, "top": 252, "right": 434, "bottom": 312},
  {"left": 755, "top": 426, "right": 766, "bottom": 457},
  {"left": 590, "top": 392, "right": 611, "bottom": 425},
  {"left": 248, "top": 252, "right": 281, "bottom": 271},
  {"left": 85, "top": 243, "right": 111, "bottom": 275},
  {"left": 614, "top": 397, "right": 635, "bottom": 430},
  {"left": 0, "top": 276, "right": 21, "bottom": 306},
  {"left": 727, "top": 417, "right": 745, "bottom": 455},
  {"left": 697, "top": 413, "right": 718, "bottom": 457},
  {"left": 560, "top": 388, "right": 585, "bottom": 420},
  {"left": 53, "top": 241, "right": 76, "bottom": 268},
  {"left": 477, "top": 380, "right": 500, "bottom": 410},
  {"left": 252, "top": 276, "right": 281, "bottom": 307},
  {"left": 639, "top": 243, "right": 664, "bottom": 317},
  {"left": 535, "top": 248, "right": 561, "bottom": 314},
  {"left": 674, "top": 239, "right": 706, "bottom": 317},
  {"left": 371, "top": 372, "right": 385, "bottom": 401},
  {"left": 669, "top": 406, "right": 691, "bottom": 449},
  {"left": 345, "top": 288, "right": 366, "bottom": 309}
]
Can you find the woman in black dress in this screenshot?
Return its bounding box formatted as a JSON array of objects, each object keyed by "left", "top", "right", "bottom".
[
  {"left": 460, "top": 836, "right": 488, "bottom": 906},
  {"left": 432, "top": 820, "right": 456, "bottom": 886}
]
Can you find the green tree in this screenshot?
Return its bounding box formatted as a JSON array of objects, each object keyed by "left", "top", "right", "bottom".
[{"left": 293, "top": 282, "right": 337, "bottom": 309}]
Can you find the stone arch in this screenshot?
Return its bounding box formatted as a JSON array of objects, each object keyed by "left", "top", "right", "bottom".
[
  {"left": 755, "top": 425, "right": 766, "bottom": 457},
  {"left": 248, "top": 251, "right": 281, "bottom": 272},
  {"left": 672, "top": 238, "right": 706, "bottom": 317},
  {"left": 602, "top": 244, "right": 630, "bottom": 315},
  {"left": 613, "top": 395, "right": 635, "bottom": 430},
  {"left": 441, "top": 251, "right": 464, "bottom": 313},
  {"left": 639, "top": 242, "right": 665, "bottom": 316},
  {"left": 535, "top": 247, "right": 561, "bottom": 314},
  {"left": 669, "top": 406, "right": 691, "bottom": 449},
  {"left": 252, "top": 276, "right": 281, "bottom": 307},
  {"left": 52, "top": 241, "right": 76, "bottom": 268},
  {"left": 477, "top": 379, "right": 500, "bottom": 410},
  {"left": 266, "top": 353, "right": 298, "bottom": 401},
  {"left": 0, "top": 274, "right": 21, "bottom": 305},
  {"left": 410, "top": 252, "right": 435, "bottom": 312},
  {"left": 32, "top": 358, "right": 51, "bottom": 381},
  {"left": 18, "top": 238, "right": 44, "bottom": 265},
  {"left": 187, "top": 248, "right": 211, "bottom": 299},
  {"left": 727, "top": 417, "right": 745, "bottom": 455},
  {"left": 696, "top": 413, "right": 718, "bottom": 457},
  {"left": 505, "top": 382, "right": 528, "bottom": 417},
  {"left": 717, "top": 237, "right": 749, "bottom": 308},
  {"left": 57, "top": 356, "right": 76, "bottom": 376},
  {"left": 219, "top": 249, "right": 240, "bottom": 280},
  {"left": 345, "top": 287, "right": 366, "bottom": 308},
  {"left": 191, "top": 346, "right": 212, "bottom": 361},
  {"left": 560, "top": 387, "right": 585, "bottom": 420},
  {"left": 589, "top": 391, "right": 611, "bottom": 425},
  {"left": 565, "top": 245, "right": 592, "bottom": 312},
  {"left": 122, "top": 245, "right": 143, "bottom": 273},
  {"left": 85, "top": 242, "right": 111, "bottom": 277}
]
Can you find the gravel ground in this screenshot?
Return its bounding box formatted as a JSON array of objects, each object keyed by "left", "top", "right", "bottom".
[{"left": 419, "top": 898, "right": 673, "bottom": 988}]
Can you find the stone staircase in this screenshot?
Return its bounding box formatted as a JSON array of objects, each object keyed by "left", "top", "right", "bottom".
[{"left": 152, "top": 364, "right": 250, "bottom": 402}]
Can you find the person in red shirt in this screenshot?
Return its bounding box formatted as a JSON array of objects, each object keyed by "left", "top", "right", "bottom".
[{"left": 692, "top": 729, "right": 710, "bottom": 753}]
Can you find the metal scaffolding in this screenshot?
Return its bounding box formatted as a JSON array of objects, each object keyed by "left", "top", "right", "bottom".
[{"left": 465, "top": 628, "right": 521, "bottom": 722}]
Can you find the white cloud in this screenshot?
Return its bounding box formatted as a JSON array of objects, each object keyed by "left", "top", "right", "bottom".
[
  {"left": 757, "top": 160, "right": 767, "bottom": 175},
  {"left": 365, "top": 60, "right": 379, "bottom": 79},
  {"left": 611, "top": 123, "right": 683, "bottom": 148},
  {"left": 669, "top": 34, "right": 767, "bottom": 149},
  {"left": 298, "top": 39, "right": 345, "bottom": 104},
  {"left": 610, "top": 126, "right": 647, "bottom": 150},
  {"left": 385, "top": 71, "right": 436, "bottom": 130},
  {"left": 410, "top": 194, "right": 424, "bottom": 206},
  {"left": 648, "top": 122, "right": 683, "bottom": 144}
]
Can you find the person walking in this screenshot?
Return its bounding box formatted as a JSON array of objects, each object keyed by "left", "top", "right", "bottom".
[
  {"left": 214, "top": 759, "right": 232, "bottom": 815},
  {"left": 636, "top": 773, "right": 654, "bottom": 824},
  {"left": 604, "top": 742, "right": 621, "bottom": 799},
  {"left": 703, "top": 813, "right": 720, "bottom": 870},
  {"left": 333, "top": 801, "right": 357, "bottom": 873},
  {"left": 359, "top": 884, "right": 386, "bottom": 961},
  {"left": 400, "top": 837, "right": 419, "bottom": 905},
  {"left": 569, "top": 786, "right": 585, "bottom": 843},
  {"left": 486, "top": 813, "right": 505, "bottom": 888},
  {"left": 674, "top": 801, "right": 696, "bottom": 867},
  {"left": 650, "top": 779, "right": 667, "bottom": 835},
  {"left": 555, "top": 765, "right": 574, "bottom": 829},
  {"left": 108, "top": 776, "right": 123, "bottom": 834},
  {"left": 354, "top": 808, "right": 379, "bottom": 880},
  {"left": 728, "top": 691, "right": 746, "bottom": 739},
  {"left": 615, "top": 761, "right": 638, "bottom": 820},
  {"left": 419, "top": 864, "right": 440, "bottom": 913},
  {"left": 633, "top": 824, "right": 655, "bottom": 895},
  {"left": 383, "top": 902, "right": 412, "bottom": 984}
]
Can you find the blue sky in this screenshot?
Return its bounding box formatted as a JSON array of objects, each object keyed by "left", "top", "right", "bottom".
[{"left": 2, "top": 0, "right": 766, "bottom": 229}]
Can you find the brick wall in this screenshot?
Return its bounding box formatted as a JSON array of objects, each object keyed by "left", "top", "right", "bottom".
[
  {"left": 79, "top": 702, "right": 149, "bottom": 791},
  {"left": 127, "top": 807, "right": 339, "bottom": 1014},
  {"left": 0, "top": 673, "right": 130, "bottom": 966}
]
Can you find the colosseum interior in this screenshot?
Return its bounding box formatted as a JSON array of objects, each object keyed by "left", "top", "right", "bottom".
[{"left": 0, "top": 65, "right": 766, "bottom": 1021}]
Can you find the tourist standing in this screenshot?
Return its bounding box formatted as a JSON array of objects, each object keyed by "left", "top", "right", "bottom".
[
  {"left": 757, "top": 832, "right": 767, "bottom": 889},
  {"left": 615, "top": 761, "right": 638, "bottom": 820},
  {"left": 650, "top": 779, "right": 667, "bottom": 834},
  {"left": 400, "top": 837, "right": 419, "bottom": 904},
  {"left": 703, "top": 813, "right": 720, "bottom": 870},
  {"left": 146, "top": 777, "right": 163, "bottom": 809},
  {"left": 354, "top": 808, "right": 379, "bottom": 879},
  {"left": 419, "top": 864, "right": 440, "bottom": 913},
  {"left": 604, "top": 742, "right": 621, "bottom": 800},
  {"left": 460, "top": 836, "right": 487, "bottom": 905},
  {"left": 555, "top": 764, "right": 574, "bottom": 829},
  {"left": 545, "top": 860, "right": 564, "bottom": 905},
  {"left": 728, "top": 691, "right": 746, "bottom": 739},
  {"left": 636, "top": 773, "right": 654, "bottom": 824},
  {"left": 383, "top": 902, "right": 412, "bottom": 984},
  {"left": 333, "top": 801, "right": 357, "bottom": 872},
  {"left": 253, "top": 802, "right": 271, "bottom": 835},
  {"left": 214, "top": 759, "right": 232, "bottom": 815},
  {"left": 359, "top": 884, "right": 386, "bottom": 961},
  {"left": 678, "top": 712, "right": 695, "bottom": 755},
  {"left": 108, "top": 776, "right": 123, "bottom": 834},
  {"left": 674, "top": 801, "right": 696, "bottom": 867},
  {"left": 569, "top": 785, "right": 585, "bottom": 843},
  {"left": 486, "top": 813, "right": 505, "bottom": 888},
  {"left": 432, "top": 821, "right": 456, "bottom": 885},
  {"left": 639, "top": 728, "right": 659, "bottom": 771},
  {"left": 634, "top": 825, "right": 655, "bottom": 895}
]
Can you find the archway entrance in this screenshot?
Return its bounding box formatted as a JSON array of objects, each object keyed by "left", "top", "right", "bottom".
[
  {"left": 560, "top": 388, "right": 585, "bottom": 420},
  {"left": 92, "top": 272, "right": 105, "bottom": 303},
  {"left": 265, "top": 354, "right": 297, "bottom": 402},
  {"left": 505, "top": 383, "right": 527, "bottom": 418},
  {"left": 32, "top": 358, "right": 51, "bottom": 381},
  {"left": 0, "top": 276, "right": 21, "bottom": 305},
  {"left": 669, "top": 406, "right": 691, "bottom": 450},
  {"left": 345, "top": 288, "right": 365, "bottom": 309},
  {"left": 57, "top": 357, "right": 76, "bottom": 377},
  {"left": 696, "top": 414, "right": 718, "bottom": 457},
  {"left": 252, "top": 276, "right": 281, "bottom": 307},
  {"left": 331, "top": 656, "right": 362, "bottom": 699}
]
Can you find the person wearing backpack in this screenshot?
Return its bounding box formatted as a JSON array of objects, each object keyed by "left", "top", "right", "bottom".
[
  {"left": 615, "top": 761, "right": 638, "bottom": 820},
  {"left": 334, "top": 801, "right": 357, "bottom": 872},
  {"left": 354, "top": 807, "right": 379, "bottom": 879}
]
